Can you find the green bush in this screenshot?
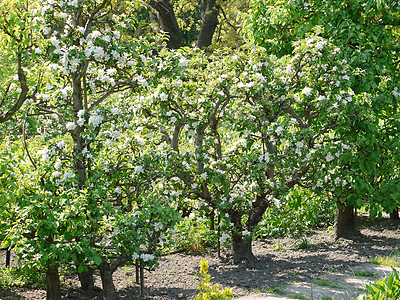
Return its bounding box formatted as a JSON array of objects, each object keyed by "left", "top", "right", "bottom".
[
  {"left": 0, "top": 268, "right": 26, "bottom": 290},
  {"left": 363, "top": 268, "right": 400, "bottom": 300},
  {"left": 256, "top": 188, "right": 335, "bottom": 238},
  {"left": 174, "top": 213, "right": 219, "bottom": 252}
]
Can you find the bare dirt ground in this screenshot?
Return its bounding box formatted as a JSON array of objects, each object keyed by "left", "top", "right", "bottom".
[{"left": 1, "top": 216, "right": 399, "bottom": 299}]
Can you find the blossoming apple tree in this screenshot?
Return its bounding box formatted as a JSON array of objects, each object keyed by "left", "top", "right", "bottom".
[
  {"left": 130, "top": 30, "right": 373, "bottom": 261},
  {"left": 243, "top": 0, "right": 400, "bottom": 237},
  {"left": 2, "top": 0, "right": 180, "bottom": 299}
]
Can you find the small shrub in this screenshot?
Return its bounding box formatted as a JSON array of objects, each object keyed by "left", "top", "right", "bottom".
[
  {"left": 174, "top": 215, "right": 219, "bottom": 253},
  {"left": 255, "top": 188, "right": 335, "bottom": 238},
  {"left": 0, "top": 268, "right": 25, "bottom": 289},
  {"left": 363, "top": 268, "right": 400, "bottom": 299},
  {"left": 294, "top": 237, "right": 311, "bottom": 250},
  {"left": 196, "top": 259, "right": 232, "bottom": 300}
]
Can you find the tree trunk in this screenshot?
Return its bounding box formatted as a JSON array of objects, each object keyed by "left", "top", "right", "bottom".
[
  {"left": 334, "top": 203, "right": 358, "bottom": 239},
  {"left": 390, "top": 208, "right": 399, "bottom": 220},
  {"left": 77, "top": 267, "right": 94, "bottom": 291},
  {"left": 197, "top": 0, "right": 220, "bottom": 49},
  {"left": 99, "top": 262, "right": 117, "bottom": 300},
  {"left": 46, "top": 265, "right": 61, "bottom": 300},
  {"left": 231, "top": 232, "right": 253, "bottom": 263},
  {"left": 230, "top": 211, "right": 254, "bottom": 262},
  {"left": 146, "top": 0, "right": 182, "bottom": 49}
]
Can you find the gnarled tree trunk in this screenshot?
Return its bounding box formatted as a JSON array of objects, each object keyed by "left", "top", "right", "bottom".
[
  {"left": 230, "top": 211, "right": 254, "bottom": 262},
  {"left": 334, "top": 203, "right": 358, "bottom": 239},
  {"left": 99, "top": 262, "right": 117, "bottom": 300}
]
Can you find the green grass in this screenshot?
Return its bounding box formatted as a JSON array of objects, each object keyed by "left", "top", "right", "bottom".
[
  {"left": 265, "top": 284, "right": 286, "bottom": 295},
  {"left": 314, "top": 280, "right": 342, "bottom": 289},
  {"left": 371, "top": 250, "right": 400, "bottom": 267},
  {"left": 321, "top": 297, "right": 334, "bottom": 300},
  {"left": 353, "top": 270, "right": 378, "bottom": 277},
  {"left": 289, "top": 295, "right": 309, "bottom": 300}
]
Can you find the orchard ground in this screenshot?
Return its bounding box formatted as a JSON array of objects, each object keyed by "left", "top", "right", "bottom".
[{"left": 1, "top": 215, "right": 399, "bottom": 300}]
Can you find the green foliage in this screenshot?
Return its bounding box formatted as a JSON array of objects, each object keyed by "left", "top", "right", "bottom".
[
  {"left": 242, "top": 0, "right": 400, "bottom": 221},
  {"left": 0, "top": 268, "right": 25, "bottom": 290},
  {"left": 196, "top": 259, "right": 232, "bottom": 300},
  {"left": 256, "top": 188, "right": 335, "bottom": 238},
  {"left": 364, "top": 268, "right": 400, "bottom": 300},
  {"left": 174, "top": 214, "right": 218, "bottom": 253}
]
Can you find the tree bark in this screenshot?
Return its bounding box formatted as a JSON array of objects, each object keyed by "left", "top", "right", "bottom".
[
  {"left": 99, "top": 262, "right": 117, "bottom": 300},
  {"left": 46, "top": 265, "right": 61, "bottom": 300},
  {"left": 197, "top": 0, "right": 220, "bottom": 49},
  {"left": 145, "top": 0, "right": 182, "bottom": 49},
  {"left": 230, "top": 211, "right": 254, "bottom": 262},
  {"left": 77, "top": 268, "right": 94, "bottom": 291},
  {"left": 390, "top": 208, "right": 399, "bottom": 220},
  {"left": 334, "top": 203, "right": 358, "bottom": 239},
  {"left": 231, "top": 232, "right": 253, "bottom": 263}
]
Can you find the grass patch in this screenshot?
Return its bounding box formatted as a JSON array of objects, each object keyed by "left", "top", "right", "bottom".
[
  {"left": 265, "top": 284, "right": 286, "bottom": 295},
  {"left": 371, "top": 250, "right": 400, "bottom": 267},
  {"left": 289, "top": 295, "right": 309, "bottom": 300},
  {"left": 314, "top": 280, "right": 342, "bottom": 289},
  {"left": 321, "top": 297, "right": 333, "bottom": 300},
  {"left": 353, "top": 270, "right": 378, "bottom": 277}
]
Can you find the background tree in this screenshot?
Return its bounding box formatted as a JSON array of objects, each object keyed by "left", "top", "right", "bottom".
[
  {"left": 243, "top": 0, "right": 400, "bottom": 238},
  {"left": 140, "top": 0, "right": 246, "bottom": 49},
  {"left": 0, "top": 0, "right": 44, "bottom": 124}
]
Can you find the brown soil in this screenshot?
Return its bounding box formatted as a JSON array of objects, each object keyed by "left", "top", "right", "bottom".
[{"left": 1, "top": 216, "right": 399, "bottom": 299}]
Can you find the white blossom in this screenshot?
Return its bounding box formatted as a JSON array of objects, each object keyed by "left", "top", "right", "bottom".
[
  {"left": 302, "top": 87, "right": 312, "bottom": 96},
  {"left": 110, "top": 108, "right": 121, "bottom": 115},
  {"left": 154, "top": 222, "right": 164, "bottom": 231},
  {"left": 276, "top": 126, "right": 284, "bottom": 135},
  {"left": 242, "top": 230, "right": 250, "bottom": 236},
  {"left": 140, "top": 253, "right": 155, "bottom": 262},
  {"left": 52, "top": 171, "right": 62, "bottom": 178},
  {"left": 178, "top": 56, "right": 188, "bottom": 67},
  {"left": 37, "top": 148, "right": 50, "bottom": 163},
  {"left": 220, "top": 233, "right": 230, "bottom": 244},
  {"left": 159, "top": 92, "right": 168, "bottom": 102},
  {"left": 54, "top": 161, "right": 62, "bottom": 170},
  {"left": 325, "top": 153, "right": 334, "bottom": 162},
  {"left": 134, "top": 165, "right": 144, "bottom": 174},
  {"left": 88, "top": 113, "right": 103, "bottom": 127}
]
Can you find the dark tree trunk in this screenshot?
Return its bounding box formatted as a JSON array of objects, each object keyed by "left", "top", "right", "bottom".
[
  {"left": 231, "top": 232, "right": 253, "bottom": 263},
  {"left": 146, "top": 0, "right": 182, "bottom": 49},
  {"left": 77, "top": 268, "right": 94, "bottom": 291},
  {"left": 209, "top": 210, "right": 215, "bottom": 231},
  {"left": 334, "top": 203, "right": 358, "bottom": 238},
  {"left": 99, "top": 262, "right": 117, "bottom": 300},
  {"left": 197, "top": 0, "right": 220, "bottom": 49},
  {"left": 230, "top": 211, "right": 254, "bottom": 262},
  {"left": 390, "top": 208, "right": 399, "bottom": 220},
  {"left": 46, "top": 265, "right": 61, "bottom": 300}
]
